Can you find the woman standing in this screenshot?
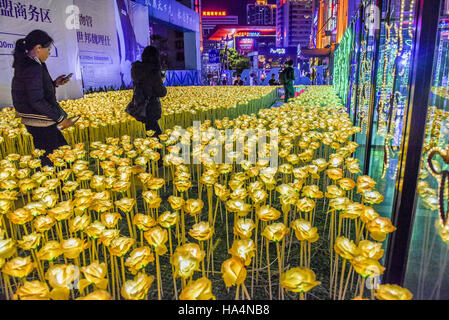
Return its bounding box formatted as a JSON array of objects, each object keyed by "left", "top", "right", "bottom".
[
  {"left": 11, "top": 30, "right": 75, "bottom": 166},
  {"left": 131, "top": 46, "right": 167, "bottom": 139}
]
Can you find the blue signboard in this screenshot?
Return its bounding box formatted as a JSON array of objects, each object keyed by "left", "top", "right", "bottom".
[{"left": 209, "top": 49, "right": 220, "bottom": 64}]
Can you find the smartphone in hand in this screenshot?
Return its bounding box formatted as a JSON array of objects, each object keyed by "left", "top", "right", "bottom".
[
  {"left": 57, "top": 115, "right": 80, "bottom": 131},
  {"left": 63, "top": 73, "right": 74, "bottom": 82}
]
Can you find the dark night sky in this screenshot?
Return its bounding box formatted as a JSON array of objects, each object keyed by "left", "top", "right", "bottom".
[{"left": 201, "top": 0, "right": 276, "bottom": 25}]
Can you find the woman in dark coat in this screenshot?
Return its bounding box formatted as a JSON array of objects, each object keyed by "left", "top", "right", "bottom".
[
  {"left": 131, "top": 46, "right": 167, "bottom": 138},
  {"left": 11, "top": 30, "right": 75, "bottom": 167}
]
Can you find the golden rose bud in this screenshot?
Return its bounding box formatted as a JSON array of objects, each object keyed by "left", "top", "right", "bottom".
[
  {"left": 326, "top": 168, "right": 344, "bottom": 181},
  {"left": 296, "top": 197, "right": 316, "bottom": 213},
  {"left": 228, "top": 238, "right": 255, "bottom": 266},
  {"left": 144, "top": 226, "right": 168, "bottom": 255},
  {"left": 256, "top": 205, "right": 281, "bottom": 221},
  {"left": 37, "top": 241, "right": 62, "bottom": 261},
  {"left": 221, "top": 256, "right": 247, "bottom": 287},
  {"left": 334, "top": 236, "right": 359, "bottom": 260},
  {"left": 363, "top": 190, "right": 384, "bottom": 204},
  {"left": 179, "top": 277, "right": 215, "bottom": 300},
  {"left": 301, "top": 185, "right": 324, "bottom": 199},
  {"left": 350, "top": 255, "right": 385, "bottom": 278},
  {"left": 280, "top": 267, "right": 321, "bottom": 293},
  {"left": 291, "top": 219, "right": 319, "bottom": 242},
  {"left": 375, "top": 284, "right": 413, "bottom": 300},
  {"left": 356, "top": 175, "right": 376, "bottom": 194},
  {"left": 84, "top": 221, "right": 106, "bottom": 239},
  {"left": 189, "top": 222, "right": 214, "bottom": 241},
  {"left": 358, "top": 240, "right": 384, "bottom": 260},
  {"left": 18, "top": 232, "right": 42, "bottom": 250},
  {"left": 261, "top": 223, "right": 289, "bottom": 242},
  {"left": 61, "top": 238, "right": 88, "bottom": 259},
  {"left": 168, "top": 196, "right": 185, "bottom": 211},
  {"left": 366, "top": 217, "right": 397, "bottom": 242},
  {"left": 157, "top": 211, "right": 178, "bottom": 228},
  {"left": 338, "top": 178, "right": 356, "bottom": 191},
  {"left": 15, "top": 281, "right": 50, "bottom": 300},
  {"left": 100, "top": 212, "right": 121, "bottom": 229},
  {"left": 0, "top": 238, "right": 16, "bottom": 259},
  {"left": 108, "top": 237, "right": 135, "bottom": 257},
  {"left": 2, "top": 256, "right": 35, "bottom": 278},
  {"left": 125, "top": 246, "right": 155, "bottom": 275},
  {"left": 121, "top": 272, "right": 154, "bottom": 300},
  {"left": 8, "top": 208, "right": 33, "bottom": 225},
  {"left": 76, "top": 289, "right": 112, "bottom": 300}
]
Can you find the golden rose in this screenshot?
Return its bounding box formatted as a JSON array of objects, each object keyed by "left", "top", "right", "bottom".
[
  {"left": 77, "top": 261, "right": 108, "bottom": 292},
  {"left": 255, "top": 205, "right": 280, "bottom": 221},
  {"left": 358, "top": 240, "right": 384, "bottom": 260},
  {"left": 69, "top": 214, "right": 91, "bottom": 233},
  {"left": 175, "top": 179, "right": 192, "bottom": 193},
  {"left": 8, "top": 208, "right": 33, "bottom": 225},
  {"left": 226, "top": 199, "right": 252, "bottom": 217},
  {"left": 89, "top": 199, "right": 113, "bottom": 213},
  {"left": 23, "top": 201, "right": 47, "bottom": 217},
  {"left": 2, "top": 256, "right": 35, "bottom": 278},
  {"left": 18, "top": 232, "right": 42, "bottom": 250},
  {"left": 37, "top": 241, "right": 62, "bottom": 261},
  {"left": 301, "top": 185, "right": 324, "bottom": 199},
  {"left": 157, "top": 211, "right": 178, "bottom": 228},
  {"left": 0, "top": 238, "right": 16, "bottom": 259},
  {"left": 125, "top": 246, "right": 155, "bottom": 275},
  {"left": 296, "top": 197, "right": 316, "bottom": 213},
  {"left": 47, "top": 200, "right": 73, "bottom": 221},
  {"left": 360, "top": 206, "right": 379, "bottom": 224},
  {"left": 366, "top": 217, "right": 397, "bottom": 242},
  {"left": 221, "top": 257, "right": 247, "bottom": 287},
  {"left": 171, "top": 245, "right": 202, "bottom": 279},
  {"left": 214, "top": 183, "right": 230, "bottom": 201},
  {"left": 100, "top": 212, "right": 121, "bottom": 229},
  {"left": 121, "top": 272, "right": 154, "bottom": 300},
  {"left": 115, "top": 197, "right": 135, "bottom": 213},
  {"left": 179, "top": 277, "right": 215, "bottom": 300},
  {"left": 261, "top": 223, "right": 289, "bottom": 242},
  {"left": 346, "top": 158, "right": 361, "bottom": 174},
  {"left": 183, "top": 199, "right": 204, "bottom": 216},
  {"left": 188, "top": 222, "right": 214, "bottom": 241},
  {"left": 328, "top": 154, "right": 344, "bottom": 167},
  {"left": 338, "top": 178, "right": 356, "bottom": 191},
  {"left": 111, "top": 180, "right": 131, "bottom": 193},
  {"left": 144, "top": 226, "right": 168, "bottom": 255},
  {"left": 291, "top": 219, "right": 319, "bottom": 242},
  {"left": 356, "top": 175, "right": 376, "bottom": 194},
  {"left": 325, "top": 185, "right": 345, "bottom": 199},
  {"left": 168, "top": 196, "right": 185, "bottom": 211},
  {"left": 108, "top": 237, "right": 135, "bottom": 257},
  {"left": 142, "top": 191, "right": 162, "bottom": 209},
  {"left": 76, "top": 289, "right": 112, "bottom": 300},
  {"left": 234, "top": 218, "right": 255, "bottom": 239},
  {"left": 375, "top": 284, "right": 413, "bottom": 300},
  {"left": 133, "top": 213, "right": 156, "bottom": 231},
  {"left": 341, "top": 202, "right": 364, "bottom": 219},
  {"left": 276, "top": 184, "right": 297, "bottom": 198},
  {"left": 334, "top": 236, "right": 359, "bottom": 260},
  {"left": 45, "top": 264, "right": 80, "bottom": 300},
  {"left": 61, "top": 238, "right": 88, "bottom": 259},
  {"left": 280, "top": 267, "right": 321, "bottom": 293},
  {"left": 326, "top": 168, "right": 344, "bottom": 181},
  {"left": 84, "top": 221, "right": 106, "bottom": 239},
  {"left": 329, "top": 197, "right": 351, "bottom": 211},
  {"left": 15, "top": 281, "right": 50, "bottom": 300},
  {"left": 228, "top": 238, "right": 255, "bottom": 266},
  {"left": 98, "top": 229, "right": 120, "bottom": 247},
  {"left": 350, "top": 255, "right": 386, "bottom": 278},
  {"left": 363, "top": 190, "right": 385, "bottom": 205}
]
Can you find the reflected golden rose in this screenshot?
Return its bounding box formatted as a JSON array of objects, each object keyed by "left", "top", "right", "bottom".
[
  {"left": 261, "top": 223, "right": 289, "bottom": 242},
  {"left": 18, "top": 232, "right": 42, "bottom": 250},
  {"left": 157, "top": 211, "right": 178, "bottom": 228},
  {"left": 188, "top": 222, "right": 214, "bottom": 241},
  {"left": 375, "top": 284, "right": 413, "bottom": 300},
  {"left": 179, "top": 277, "right": 215, "bottom": 300},
  {"left": 291, "top": 219, "right": 319, "bottom": 242},
  {"left": 228, "top": 238, "right": 255, "bottom": 266},
  {"left": 121, "top": 272, "right": 154, "bottom": 300},
  {"left": 334, "top": 236, "right": 359, "bottom": 260},
  {"left": 221, "top": 257, "right": 247, "bottom": 287},
  {"left": 133, "top": 213, "right": 156, "bottom": 231},
  {"left": 350, "top": 255, "right": 385, "bottom": 278},
  {"left": 15, "top": 281, "right": 50, "bottom": 300},
  {"left": 366, "top": 217, "right": 397, "bottom": 242},
  {"left": 144, "top": 226, "right": 168, "bottom": 255},
  {"left": 2, "top": 256, "right": 35, "bottom": 278},
  {"left": 280, "top": 267, "right": 320, "bottom": 293},
  {"left": 37, "top": 241, "right": 62, "bottom": 261},
  {"left": 256, "top": 205, "right": 281, "bottom": 221},
  {"left": 358, "top": 240, "right": 384, "bottom": 260},
  {"left": 125, "top": 246, "right": 155, "bottom": 275},
  {"left": 234, "top": 218, "right": 255, "bottom": 239},
  {"left": 108, "top": 237, "right": 135, "bottom": 257}
]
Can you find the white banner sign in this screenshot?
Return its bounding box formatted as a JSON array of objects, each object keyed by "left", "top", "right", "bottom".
[{"left": 0, "top": 0, "right": 84, "bottom": 107}]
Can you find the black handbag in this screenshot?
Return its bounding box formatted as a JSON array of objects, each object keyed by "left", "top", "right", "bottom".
[{"left": 126, "top": 83, "right": 149, "bottom": 123}]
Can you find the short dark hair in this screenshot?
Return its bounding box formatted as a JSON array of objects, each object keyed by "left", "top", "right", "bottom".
[
  {"left": 13, "top": 30, "right": 53, "bottom": 68},
  {"left": 287, "top": 60, "right": 294, "bottom": 66}
]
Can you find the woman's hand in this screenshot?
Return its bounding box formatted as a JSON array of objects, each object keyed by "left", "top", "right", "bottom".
[{"left": 59, "top": 118, "right": 75, "bottom": 129}]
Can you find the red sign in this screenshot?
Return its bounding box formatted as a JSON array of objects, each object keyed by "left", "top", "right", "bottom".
[
  {"left": 238, "top": 38, "right": 255, "bottom": 54},
  {"left": 202, "top": 11, "right": 227, "bottom": 16}
]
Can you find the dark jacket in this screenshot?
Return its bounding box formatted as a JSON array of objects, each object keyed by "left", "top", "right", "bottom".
[
  {"left": 131, "top": 60, "right": 167, "bottom": 121},
  {"left": 284, "top": 66, "right": 295, "bottom": 85},
  {"left": 11, "top": 56, "right": 67, "bottom": 127}
]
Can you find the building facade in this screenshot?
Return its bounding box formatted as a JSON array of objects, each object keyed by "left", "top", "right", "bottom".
[
  {"left": 247, "top": 0, "right": 277, "bottom": 25},
  {"left": 201, "top": 11, "right": 239, "bottom": 38},
  {"left": 276, "top": 0, "right": 314, "bottom": 48}
]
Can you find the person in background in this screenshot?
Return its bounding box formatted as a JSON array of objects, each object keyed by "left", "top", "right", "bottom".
[
  {"left": 131, "top": 45, "right": 167, "bottom": 140},
  {"left": 283, "top": 60, "right": 296, "bottom": 102},
  {"left": 269, "top": 73, "right": 279, "bottom": 86},
  {"left": 234, "top": 74, "right": 243, "bottom": 86},
  {"left": 11, "top": 29, "right": 75, "bottom": 167}
]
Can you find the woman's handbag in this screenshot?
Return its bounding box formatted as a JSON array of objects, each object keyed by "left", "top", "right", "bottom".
[{"left": 125, "top": 83, "right": 149, "bottom": 123}]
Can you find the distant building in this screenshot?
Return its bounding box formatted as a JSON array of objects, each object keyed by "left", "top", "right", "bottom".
[
  {"left": 276, "top": 0, "right": 314, "bottom": 48},
  {"left": 201, "top": 11, "right": 239, "bottom": 38},
  {"left": 247, "top": 0, "right": 277, "bottom": 26}
]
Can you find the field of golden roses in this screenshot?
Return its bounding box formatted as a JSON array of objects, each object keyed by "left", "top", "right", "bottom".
[{"left": 0, "top": 86, "right": 413, "bottom": 300}]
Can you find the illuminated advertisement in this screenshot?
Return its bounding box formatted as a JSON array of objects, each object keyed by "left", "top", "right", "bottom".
[{"left": 237, "top": 38, "right": 255, "bottom": 54}]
